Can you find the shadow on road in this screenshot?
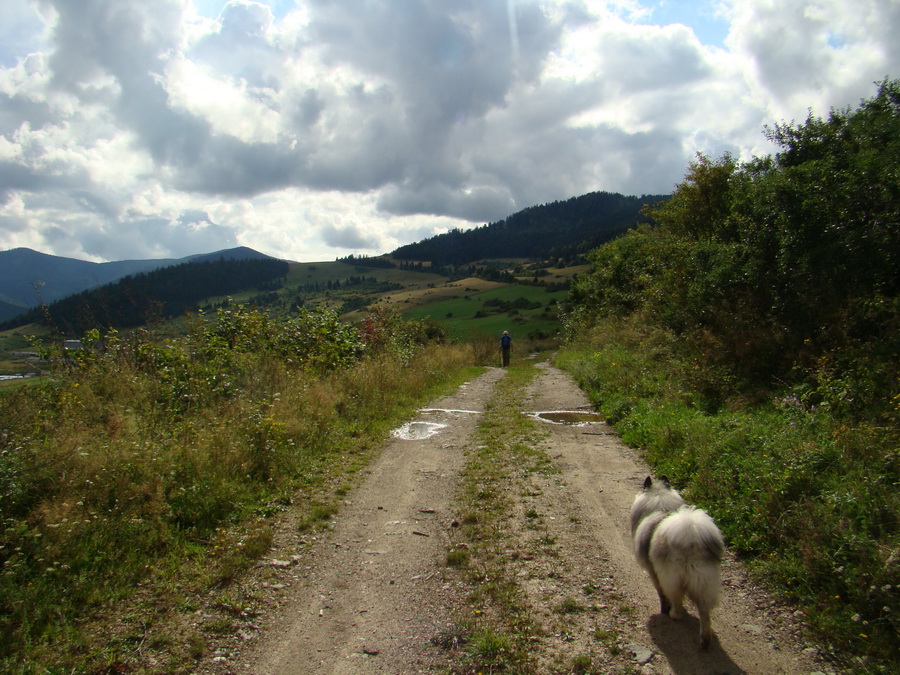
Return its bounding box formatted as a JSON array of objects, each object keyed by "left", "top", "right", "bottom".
[{"left": 648, "top": 613, "right": 746, "bottom": 675}]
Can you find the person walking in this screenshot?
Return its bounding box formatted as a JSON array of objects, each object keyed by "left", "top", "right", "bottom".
[{"left": 500, "top": 330, "right": 512, "bottom": 367}]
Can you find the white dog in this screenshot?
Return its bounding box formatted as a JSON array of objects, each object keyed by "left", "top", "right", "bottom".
[{"left": 630, "top": 476, "right": 725, "bottom": 649}]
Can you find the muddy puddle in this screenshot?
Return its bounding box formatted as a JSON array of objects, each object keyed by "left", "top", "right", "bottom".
[
  {"left": 391, "top": 421, "right": 448, "bottom": 440},
  {"left": 391, "top": 408, "right": 482, "bottom": 440},
  {"left": 392, "top": 408, "right": 603, "bottom": 439},
  {"left": 528, "top": 410, "right": 604, "bottom": 426}
]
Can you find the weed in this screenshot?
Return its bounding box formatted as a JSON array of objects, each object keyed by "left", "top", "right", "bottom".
[
  {"left": 537, "top": 534, "right": 558, "bottom": 549},
  {"left": 466, "top": 629, "right": 514, "bottom": 669},
  {"left": 297, "top": 502, "right": 339, "bottom": 533},
  {"left": 555, "top": 597, "right": 583, "bottom": 614},
  {"left": 204, "top": 617, "right": 232, "bottom": 635},
  {"left": 446, "top": 548, "right": 470, "bottom": 568},
  {"left": 186, "top": 632, "right": 206, "bottom": 660},
  {"left": 430, "top": 625, "right": 468, "bottom": 650},
  {"left": 147, "top": 633, "right": 174, "bottom": 649},
  {"left": 571, "top": 653, "right": 595, "bottom": 674}
]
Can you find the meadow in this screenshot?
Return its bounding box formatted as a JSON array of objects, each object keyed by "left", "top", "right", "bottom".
[{"left": 401, "top": 283, "right": 567, "bottom": 342}]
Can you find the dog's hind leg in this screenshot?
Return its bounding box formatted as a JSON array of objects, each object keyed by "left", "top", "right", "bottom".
[
  {"left": 697, "top": 601, "right": 714, "bottom": 649},
  {"left": 665, "top": 585, "right": 686, "bottom": 620},
  {"left": 646, "top": 567, "right": 671, "bottom": 615}
]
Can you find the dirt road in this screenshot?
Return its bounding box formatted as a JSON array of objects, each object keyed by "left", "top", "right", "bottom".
[{"left": 199, "top": 359, "right": 830, "bottom": 674}]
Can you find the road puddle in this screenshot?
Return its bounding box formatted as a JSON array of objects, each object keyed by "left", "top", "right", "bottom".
[
  {"left": 391, "top": 421, "right": 448, "bottom": 440},
  {"left": 391, "top": 409, "right": 482, "bottom": 440},
  {"left": 392, "top": 408, "right": 602, "bottom": 439},
  {"left": 529, "top": 410, "right": 604, "bottom": 426}
]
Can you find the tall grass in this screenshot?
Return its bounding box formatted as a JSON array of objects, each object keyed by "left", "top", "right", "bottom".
[
  {"left": 0, "top": 307, "right": 474, "bottom": 672},
  {"left": 557, "top": 317, "right": 899, "bottom": 671}
]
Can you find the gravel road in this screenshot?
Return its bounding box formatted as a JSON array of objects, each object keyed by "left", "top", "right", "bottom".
[{"left": 198, "top": 359, "right": 833, "bottom": 674}]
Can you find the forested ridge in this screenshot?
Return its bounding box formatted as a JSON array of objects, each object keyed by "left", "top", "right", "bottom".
[
  {"left": 561, "top": 79, "right": 899, "bottom": 668},
  {"left": 1, "top": 257, "right": 289, "bottom": 333},
  {"left": 392, "top": 190, "right": 668, "bottom": 266}
]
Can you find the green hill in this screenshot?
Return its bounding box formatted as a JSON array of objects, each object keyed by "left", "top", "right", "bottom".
[{"left": 392, "top": 191, "right": 667, "bottom": 266}]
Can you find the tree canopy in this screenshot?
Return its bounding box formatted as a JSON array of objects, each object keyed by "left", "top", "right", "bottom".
[{"left": 570, "top": 79, "right": 899, "bottom": 423}]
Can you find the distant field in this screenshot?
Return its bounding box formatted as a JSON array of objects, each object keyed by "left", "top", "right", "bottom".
[
  {"left": 0, "top": 326, "right": 46, "bottom": 385},
  {"left": 401, "top": 283, "right": 567, "bottom": 341},
  {"left": 379, "top": 277, "right": 504, "bottom": 309},
  {"left": 205, "top": 261, "right": 445, "bottom": 309},
  {"left": 287, "top": 261, "right": 442, "bottom": 287},
  {"left": 514, "top": 264, "right": 590, "bottom": 284}
]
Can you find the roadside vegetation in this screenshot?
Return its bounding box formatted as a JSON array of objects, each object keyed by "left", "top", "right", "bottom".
[
  {"left": 559, "top": 80, "right": 899, "bottom": 672},
  {"left": 0, "top": 304, "right": 474, "bottom": 673}
]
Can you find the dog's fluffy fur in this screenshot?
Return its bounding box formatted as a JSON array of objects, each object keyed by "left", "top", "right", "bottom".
[{"left": 630, "top": 476, "right": 725, "bottom": 649}]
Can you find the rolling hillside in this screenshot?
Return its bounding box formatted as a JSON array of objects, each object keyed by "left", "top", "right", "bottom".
[
  {"left": 0, "top": 246, "right": 275, "bottom": 323},
  {"left": 0, "top": 188, "right": 661, "bottom": 351}
]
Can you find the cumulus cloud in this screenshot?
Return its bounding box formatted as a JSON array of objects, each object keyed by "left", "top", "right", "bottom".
[
  {"left": 0, "top": 0, "right": 897, "bottom": 261},
  {"left": 79, "top": 213, "right": 238, "bottom": 261},
  {"left": 726, "top": 0, "right": 900, "bottom": 116},
  {"left": 320, "top": 222, "right": 379, "bottom": 250}
]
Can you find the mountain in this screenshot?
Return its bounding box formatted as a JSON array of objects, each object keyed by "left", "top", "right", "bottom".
[
  {"left": 0, "top": 246, "right": 276, "bottom": 323},
  {"left": 1, "top": 255, "right": 290, "bottom": 333},
  {"left": 391, "top": 191, "right": 669, "bottom": 266}
]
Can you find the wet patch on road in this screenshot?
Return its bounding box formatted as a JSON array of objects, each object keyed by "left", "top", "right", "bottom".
[
  {"left": 391, "top": 421, "right": 449, "bottom": 440},
  {"left": 527, "top": 410, "right": 604, "bottom": 426},
  {"left": 390, "top": 408, "right": 483, "bottom": 440}
]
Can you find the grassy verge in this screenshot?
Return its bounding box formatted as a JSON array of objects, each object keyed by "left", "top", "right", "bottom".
[
  {"left": 555, "top": 318, "right": 899, "bottom": 672},
  {"left": 445, "top": 357, "right": 552, "bottom": 673},
  {"left": 0, "top": 316, "right": 476, "bottom": 673}
]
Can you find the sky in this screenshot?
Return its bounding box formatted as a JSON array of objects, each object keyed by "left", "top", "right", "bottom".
[{"left": 0, "top": 0, "right": 897, "bottom": 263}]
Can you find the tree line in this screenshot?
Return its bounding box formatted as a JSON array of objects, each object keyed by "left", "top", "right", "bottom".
[{"left": 1, "top": 258, "right": 290, "bottom": 334}]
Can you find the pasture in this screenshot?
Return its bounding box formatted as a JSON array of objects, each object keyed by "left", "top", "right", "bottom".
[{"left": 401, "top": 282, "right": 567, "bottom": 341}]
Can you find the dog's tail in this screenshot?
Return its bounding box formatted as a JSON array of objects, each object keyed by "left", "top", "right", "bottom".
[
  {"left": 660, "top": 506, "right": 725, "bottom": 562},
  {"left": 653, "top": 506, "right": 725, "bottom": 608}
]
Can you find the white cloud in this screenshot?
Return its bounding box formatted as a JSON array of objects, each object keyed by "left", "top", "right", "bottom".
[
  {"left": 164, "top": 57, "right": 282, "bottom": 144},
  {"left": 725, "top": 0, "right": 900, "bottom": 118}
]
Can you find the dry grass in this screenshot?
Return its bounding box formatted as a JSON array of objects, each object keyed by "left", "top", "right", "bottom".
[{"left": 0, "top": 315, "right": 475, "bottom": 673}]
